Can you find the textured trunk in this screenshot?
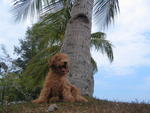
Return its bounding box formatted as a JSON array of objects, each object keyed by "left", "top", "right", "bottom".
[{"left": 61, "top": 0, "right": 94, "bottom": 96}]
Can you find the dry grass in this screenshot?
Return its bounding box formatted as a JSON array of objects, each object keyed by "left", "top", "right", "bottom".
[{"left": 1, "top": 97, "right": 150, "bottom": 113}]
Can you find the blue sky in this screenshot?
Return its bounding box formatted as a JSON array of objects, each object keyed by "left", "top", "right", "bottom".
[
  {"left": 92, "top": 0, "right": 150, "bottom": 102},
  {"left": 0, "top": 0, "right": 150, "bottom": 102}
]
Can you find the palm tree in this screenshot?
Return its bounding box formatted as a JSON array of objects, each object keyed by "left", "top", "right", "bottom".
[
  {"left": 13, "top": 0, "right": 119, "bottom": 96},
  {"left": 15, "top": 9, "right": 113, "bottom": 89}
]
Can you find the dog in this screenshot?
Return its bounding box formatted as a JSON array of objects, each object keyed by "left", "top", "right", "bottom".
[{"left": 32, "top": 53, "right": 87, "bottom": 104}]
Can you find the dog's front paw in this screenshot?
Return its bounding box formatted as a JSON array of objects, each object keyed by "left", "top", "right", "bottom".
[
  {"left": 49, "top": 96, "right": 60, "bottom": 102},
  {"left": 63, "top": 96, "right": 75, "bottom": 102},
  {"left": 76, "top": 96, "right": 88, "bottom": 102},
  {"left": 81, "top": 97, "right": 88, "bottom": 102},
  {"left": 32, "top": 99, "right": 47, "bottom": 104}
]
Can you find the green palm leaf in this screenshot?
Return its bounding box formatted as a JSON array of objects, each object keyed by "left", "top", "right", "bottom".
[
  {"left": 12, "top": 0, "right": 72, "bottom": 21},
  {"left": 22, "top": 45, "right": 60, "bottom": 87},
  {"left": 93, "top": 0, "right": 120, "bottom": 29},
  {"left": 91, "top": 32, "right": 114, "bottom": 62},
  {"left": 13, "top": 0, "right": 119, "bottom": 29},
  {"left": 91, "top": 57, "right": 98, "bottom": 75}
]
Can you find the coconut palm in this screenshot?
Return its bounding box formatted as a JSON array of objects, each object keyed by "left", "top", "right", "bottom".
[
  {"left": 13, "top": 0, "right": 119, "bottom": 96},
  {"left": 14, "top": 8, "right": 113, "bottom": 89}
]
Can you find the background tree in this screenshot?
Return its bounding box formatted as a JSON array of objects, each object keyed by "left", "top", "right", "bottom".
[
  {"left": 0, "top": 46, "right": 30, "bottom": 106},
  {"left": 13, "top": 0, "right": 119, "bottom": 96}
]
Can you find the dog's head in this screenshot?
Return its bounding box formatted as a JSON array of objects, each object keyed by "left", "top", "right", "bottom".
[{"left": 49, "top": 53, "right": 70, "bottom": 75}]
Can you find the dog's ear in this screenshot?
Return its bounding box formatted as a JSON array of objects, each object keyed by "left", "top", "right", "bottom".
[
  {"left": 49, "top": 56, "right": 55, "bottom": 68},
  {"left": 49, "top": 54, "right": 58, "bottom": 67}
]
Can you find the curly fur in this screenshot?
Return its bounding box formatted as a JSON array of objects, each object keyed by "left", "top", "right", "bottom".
[{"left": 32, "top": 53, "right": 87, "bottom": 104}]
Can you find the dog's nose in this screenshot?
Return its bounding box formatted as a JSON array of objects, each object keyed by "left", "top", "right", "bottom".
[{"left": 64, "top": 62, "right": 67, "bottom": 65}]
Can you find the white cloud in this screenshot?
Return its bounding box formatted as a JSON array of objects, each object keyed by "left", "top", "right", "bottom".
[
  {"left": 92, "top": 0, "right": 150, "bottom": 76},
  {"left": 0, "top": 1, "right": 28, "bottom": 57},
  {"left": 2, "top": 0, "right": 11, "bottom": 5}
]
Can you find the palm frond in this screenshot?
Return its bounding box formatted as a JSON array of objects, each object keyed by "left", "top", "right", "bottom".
[
  {"left": 91, "top": 32, "right": 114, "bottom": 62},
  {"left": 17, "top": 8, "right": 70, "bottom": 87},
  {"left": 23, "top": 45, "right": 60, "bottom": 87},
  {"left": 13, "top": 0, "right": 41, "bottom": 21},
  {"left": 93, "top": 0, "right": 120, "bottom": 29},
  {"left": 91, "top": 57, "right": 98, "bottom": 74},
  {"left": 12, "top": 0, "right": 73, "bottom": 21}
]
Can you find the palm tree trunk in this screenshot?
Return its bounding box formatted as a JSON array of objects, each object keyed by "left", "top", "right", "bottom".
[{"left": 61, "top": 0, "right": 94, "bottom": 96}]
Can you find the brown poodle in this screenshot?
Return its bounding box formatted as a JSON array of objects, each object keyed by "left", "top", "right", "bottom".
[{"left": 32, "top": 53, "right": 87, "bottom": 104}]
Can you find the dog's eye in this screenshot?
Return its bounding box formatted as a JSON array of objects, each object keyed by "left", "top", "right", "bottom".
[
  {"left": 58, "top": 66, "right": 62, "bottom": 68},
  {"left": 64, "top": 62, "right": 67, "bottom": 65}
]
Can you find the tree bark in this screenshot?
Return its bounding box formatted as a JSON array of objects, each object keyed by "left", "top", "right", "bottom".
[{"left": 61, "top": 0, "right": 94, "bottom": 96}]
